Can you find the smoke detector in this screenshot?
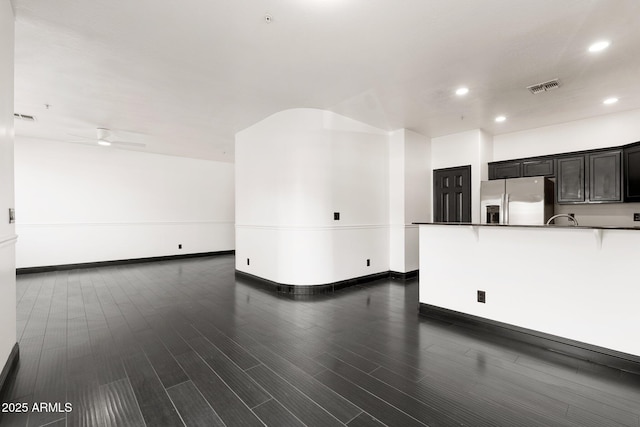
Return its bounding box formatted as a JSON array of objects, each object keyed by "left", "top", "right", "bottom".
[{"left": 527, "top": 79, "right": 560, "bottom": 95}]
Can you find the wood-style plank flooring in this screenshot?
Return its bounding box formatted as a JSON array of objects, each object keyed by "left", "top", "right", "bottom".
[{"left": 1, "top": 255, "right": 640, "bottom": 426}]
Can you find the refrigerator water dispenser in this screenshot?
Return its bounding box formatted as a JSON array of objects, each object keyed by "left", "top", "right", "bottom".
[{"left": 486, "top": 205, "right": 500, "bottom": 224}]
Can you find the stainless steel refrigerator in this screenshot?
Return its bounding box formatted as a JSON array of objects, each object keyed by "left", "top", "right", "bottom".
[{"left": 480, "top": 176, "right": 554, "bottom": 225}]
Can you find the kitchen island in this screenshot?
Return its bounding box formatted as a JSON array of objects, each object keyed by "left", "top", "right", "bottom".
[{"left": 416, "top": 222, "right": 640, "bottom": 369}]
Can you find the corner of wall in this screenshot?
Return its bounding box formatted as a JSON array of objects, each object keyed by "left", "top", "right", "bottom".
[
  {"left": 237, "top": 108, "right": 391, "bottom": 284},
  {"left": 479, "top": 129, "right": 494, "bottom": 181},
  {"left": 0, "top": 0, "right": 16, "bottom": 378},
  {"left": 388, "top": 128, "right": 431, "bottom": 272}
]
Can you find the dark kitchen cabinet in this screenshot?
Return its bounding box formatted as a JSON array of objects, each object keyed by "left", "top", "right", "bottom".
[
  {"left": 624, "top": 143, "right": 640, "bottom": 202},
  {"left": 488, "top": 161, "right": 521, "bottom": 180},
  {"left": 489, "top": 157, "right": 554, "bottom": 180},
  {"left": 556, "top": 150, "right": 622, "bottom": 204},
  {"left": 522, "top": 158, "right": 554, "bottom": 177},
  {"left": 556, "top": 156, "right": 585, "bottom": 203},
  {"left": 489, "top": 146, "right": 626, "bottom": 204},
  {"left": 588, "top": 150, "right": 621, "bottom": 202}
]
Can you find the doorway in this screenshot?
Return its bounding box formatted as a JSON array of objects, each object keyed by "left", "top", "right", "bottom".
[{"left": 433, "top": 165, "right": 471, "bottom": 222}]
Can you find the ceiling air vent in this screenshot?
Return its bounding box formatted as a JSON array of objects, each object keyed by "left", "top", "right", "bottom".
[
  {"left": 14, "top": 113, "right": 37, "bottom": 121},
  {"left": 527, "top": 79, "right": 560, "bottom": 94}
]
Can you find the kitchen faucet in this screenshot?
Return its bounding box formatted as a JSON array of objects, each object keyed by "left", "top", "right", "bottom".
[{"left": 546, "top": 214, "right": 579, "bottom": 226}]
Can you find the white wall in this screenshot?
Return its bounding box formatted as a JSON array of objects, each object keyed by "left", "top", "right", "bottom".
[
  {"left": 494, "top": 108, "right": 640, "bottom": 161},
  {"left": 431, "top": 129, "right": 493, "bottom": 223},
  {"left": 495, "top": 108, "right": 640, "bottom": 227},
  {"left": 14, "top": 138, "right": 234, "bottom": 268},
  {"left": 554, "top": 202, "right": 640, "bottom": 227},
  {"left": 236, "top": 108, "right": 390, "bottom": 285},
  {"left": 0, "top": 0, "right": 16, "bottom": 375},
  {"left": 419, "top": 224, "right": 640, "bottom": 357}
]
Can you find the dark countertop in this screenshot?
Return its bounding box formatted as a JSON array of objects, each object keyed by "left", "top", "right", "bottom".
[{"left": 412, "top": 222, "right": 640, "bottom": 231}]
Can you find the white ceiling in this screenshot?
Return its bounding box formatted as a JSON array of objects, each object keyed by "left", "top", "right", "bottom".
[{"left": 11, "top": 0, "right": 640, "bottom": 162}]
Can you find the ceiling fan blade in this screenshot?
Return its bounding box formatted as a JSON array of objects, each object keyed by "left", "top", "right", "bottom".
[
  {"left": 110, "top": 140, "right": 146, "bottom": 148},
  {"left": 67, "top": 133, "right": 94, "bottom": 140},
  {"left": 64, "top": 140, "right": 98, "bottom": 146},
  {"left": 64, "top": 140, "right": 93, "bottom": 145}
]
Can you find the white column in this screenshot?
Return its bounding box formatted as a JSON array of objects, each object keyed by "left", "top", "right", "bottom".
[{"left": 389, "top": 129, "right": 431, "bottom": 273}]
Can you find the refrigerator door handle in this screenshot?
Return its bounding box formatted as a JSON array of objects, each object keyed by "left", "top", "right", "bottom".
[{"left": 504, "top": 193, "right": 510, "bottom": 225}]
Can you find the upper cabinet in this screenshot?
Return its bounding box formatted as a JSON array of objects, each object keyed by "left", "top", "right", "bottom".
[
  {"left": 556, "top": 150, "right": 621, "bottom": 204},
  {"left": 488, "top": 157, "right": 554, "bottom": 180},
  {"left": 488, "top": 161, "right": 521, "bottom": 179},
  {"left": 491, "top": 148, "right": 625, "bottom": 204},
  {"left": 556, "top": 156, "right": 585, "bottom": 203},
  {"left": 589, "top": 150, "right": 622, "bottom": 202},
  {"left": 624, "top": 143, "right": 640, "bottom": 202},
  {"left": 522, "top": 158, "right": 554, "bottom": 177}
]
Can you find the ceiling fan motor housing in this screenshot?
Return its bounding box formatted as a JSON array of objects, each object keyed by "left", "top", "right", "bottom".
[{"left": 96, "top": 127, "right": 111, "bottom": 140}]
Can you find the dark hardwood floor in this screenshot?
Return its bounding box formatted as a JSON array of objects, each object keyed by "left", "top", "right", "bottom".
[{"left": 1, "top": 255, "right": 640, "bottom": 426}]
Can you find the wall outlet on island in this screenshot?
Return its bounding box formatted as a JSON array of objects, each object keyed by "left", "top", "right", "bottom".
[
  {"left": 477, "top": 290, "right": 486, "bottom": 303},
  {"left": 178, "top": 244, "right": 182, "bottom": 249},
  {"left": 634, "top": 213, "right": 640, "bottom": 221},
  {"left": 366, "top": 259, "right": 370, "bottom": 266}
]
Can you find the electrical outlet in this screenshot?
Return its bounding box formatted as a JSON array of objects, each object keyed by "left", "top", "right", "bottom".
[
  {"left": 634, "top": 213, "right": 640, "bottom": 221},
  {"left": 247, "top": 258, "right": 250, "bottom": 265},
  {"left": 178, "top": 244, "right": 182, "bottom": 249},
  {"left": 366, "top": 259, "right": 370, "bottom": 266},
  {"left": 334, "top": 212, "right": 340, "bottom": 221},
  {"left": 477, "top": 290, "right": 486, "bottom": 303}
]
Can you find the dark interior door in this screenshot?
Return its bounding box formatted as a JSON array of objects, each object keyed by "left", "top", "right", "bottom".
[{"left": 433, "top": 165, "right": 471, "bottom": 222}]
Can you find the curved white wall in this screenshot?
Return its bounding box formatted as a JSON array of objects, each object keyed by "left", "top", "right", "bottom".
[
  {"left": 236, "top": 108, "right": 391, "bottom": 285},
  {"left": 14, "top": 138, "right": 234, "bottom": 268},
  {"left": 0, "top": 0, "right": 16, "bottom": 374}
]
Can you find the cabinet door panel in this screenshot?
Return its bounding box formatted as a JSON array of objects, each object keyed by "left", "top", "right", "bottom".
[
  {"left": 589, "top": 150, "right": 621, "bottom": 202},
  {"left": 490, "top": 162, "right": 521, "bottom": 180},
  {"left": 522, "top": 159, "right": 554, "bottom": 177},
  {"left": 557, "top": 156, "right": 585, "bottom": 203},
  {"left": 624, "top": 144, "right": 640, "bottom": 202}
]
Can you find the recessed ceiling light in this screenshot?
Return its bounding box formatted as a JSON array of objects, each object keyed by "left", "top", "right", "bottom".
[
  {"left": 97, "top": 140, "right": 111, "bottom": 146},
  {"left": 603, "top": 97, "right": 618, "bottom": 105},
  {"left": 455, "top": 87, "right": 469, "bottom": 96},
  {"left": 588, "top": 40, "right": 610, "bottom": 52},
  {"left": 495, "top": 116, "right": 506, "bottom": 123}
]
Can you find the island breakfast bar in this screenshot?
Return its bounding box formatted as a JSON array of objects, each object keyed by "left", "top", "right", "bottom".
[{"left": 416, "top": 223, "right": 640, "bottom": 372}]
